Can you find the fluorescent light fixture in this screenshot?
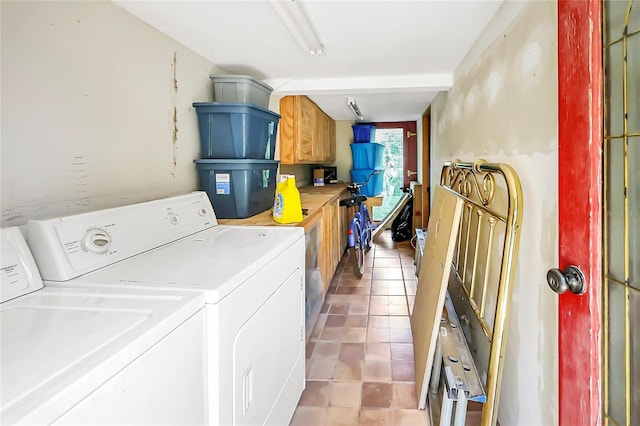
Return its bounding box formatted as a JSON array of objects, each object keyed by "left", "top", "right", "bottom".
[
  {"left": 347, "top": 97, "right": 364, "bottom": 121},
  {"left": 269, "top": 0, "right": 325, "bottom": 56}
]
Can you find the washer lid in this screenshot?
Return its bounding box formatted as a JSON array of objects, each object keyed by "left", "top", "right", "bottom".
[
  {"left": 58, "top": 225, "right": 304, "bottom": 303},
  {"left": 0, "top": 286, "right": 204, "bottom": 425},
  {"left": 1, "top": 227, "right": 44, "bottom": 303}
]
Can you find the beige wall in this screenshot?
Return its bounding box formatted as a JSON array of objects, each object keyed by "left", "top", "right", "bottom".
[
  {"left": 430, "top": 1, "right": 558, "bottom": 425},
  {"left": 1, "top": 1, "right": 223, "bottom": 226}
]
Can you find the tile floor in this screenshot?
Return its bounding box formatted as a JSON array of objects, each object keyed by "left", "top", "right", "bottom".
[{"left": 290, "top": 231, "right": 432, "bottom": 426}]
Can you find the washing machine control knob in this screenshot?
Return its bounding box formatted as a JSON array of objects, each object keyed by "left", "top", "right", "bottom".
[{"left": 82, "top": 228, "right": 112, "bottom": 254}]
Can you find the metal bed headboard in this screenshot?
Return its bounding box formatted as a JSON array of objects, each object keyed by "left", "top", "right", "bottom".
[{"left": 439, "top": 159, "right": 523, "bottom": 426}]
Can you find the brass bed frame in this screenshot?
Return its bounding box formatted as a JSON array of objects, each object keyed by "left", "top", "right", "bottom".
[{"left": 429, "top": 159, "right": 523, "bottom": 426}]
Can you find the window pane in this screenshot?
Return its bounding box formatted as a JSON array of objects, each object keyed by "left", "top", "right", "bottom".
[
  {"left": 607, "top": 138, "right": 626, "bottom": 281},
  {"left": 628, "top": 33, "right": 640, "bottom": 134},
  {"left": 608, "top": 280, "right": 627, "bottom": 425},
  {"left": 605, "top": 42, "right": 624, "bottom": 137},
  {"left": 630, "top": 0, "right": 640, "bottom": 34},
  {"left": 605, "top": 0, "right": 630, "bottom": 43},
  {"left": 630, "top": 137, "right": 640, "bottom": 289}
]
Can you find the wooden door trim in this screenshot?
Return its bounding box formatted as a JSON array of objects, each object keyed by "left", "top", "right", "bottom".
[
  {"left": 557, "top": 1, "right": 603, "bottom": 424},
  {"left": 421, "top": 107, "right": 431, "bottom": 229}
]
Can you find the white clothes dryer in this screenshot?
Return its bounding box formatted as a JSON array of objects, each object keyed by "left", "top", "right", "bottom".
[
  {"left": 27, "top": 192, "right": 306, "bottom": 426},
  {"left": 0, "top": 227, "right": 207, "bottom": 425}
]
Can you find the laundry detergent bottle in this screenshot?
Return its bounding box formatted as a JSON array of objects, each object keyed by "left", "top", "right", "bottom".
[{"left": 273, "top": 174, "right": 303, "bottom": 223}]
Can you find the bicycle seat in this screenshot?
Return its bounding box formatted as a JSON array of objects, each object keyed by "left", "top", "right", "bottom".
[{"left": 340, "top": 195, "right": 368, "bottom": 208}]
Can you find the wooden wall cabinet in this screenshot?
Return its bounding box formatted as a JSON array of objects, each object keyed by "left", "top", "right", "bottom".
[{"left": 279, "top": 95, "right": 336, "bottom": 164}]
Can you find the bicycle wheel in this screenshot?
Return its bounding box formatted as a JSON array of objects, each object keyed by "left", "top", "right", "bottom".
[
  {"left": 363, "top": 208, "right": 373, "bottom": 253},
  {"left": 350, "top": 222, "right": 365, "bottom": 278}
]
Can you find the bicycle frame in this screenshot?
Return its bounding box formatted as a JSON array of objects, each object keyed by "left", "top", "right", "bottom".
[
  {"left": 347, "top": 202, "right": 372, "bottom": 250},
  {"left": 340, "top": 175, "right": 377, "bottom": 277}
]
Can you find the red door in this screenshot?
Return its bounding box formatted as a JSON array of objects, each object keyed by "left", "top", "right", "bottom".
[{"left": 557, "top": 1, "right": 603, "bottom": 424}]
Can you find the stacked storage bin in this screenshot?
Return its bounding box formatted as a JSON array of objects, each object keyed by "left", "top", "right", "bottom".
[
  {"left": 350, "top": 124, "right": 384, "bottom": 196},
  {"left": 193, "top": 75, "right": 281, "bottom": 218}
]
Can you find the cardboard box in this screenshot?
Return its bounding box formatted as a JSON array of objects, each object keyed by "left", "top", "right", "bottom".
[{"left": 313, "top": 168, "right": 325, "bottom": 186}]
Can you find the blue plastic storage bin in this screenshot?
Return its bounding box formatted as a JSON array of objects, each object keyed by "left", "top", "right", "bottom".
[
  {"left": 350, "top": 169, "right": 384, "bottom": 197},
  {"left": 351, "top": 143, "right": 385, "bottom": 169},
  {"left": 352, "top": 124, "right": 376, "bottom": 143},
  {"left": 194, "top": 159, "right": 279, "bottom": 219},
  {"left": 193, "top": 102, "right": 280, "bottom": 159}
]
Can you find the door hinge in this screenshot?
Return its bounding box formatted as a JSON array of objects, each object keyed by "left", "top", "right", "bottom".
[{"left": 407, "top": 130, "right": 417, "bottom": 138}]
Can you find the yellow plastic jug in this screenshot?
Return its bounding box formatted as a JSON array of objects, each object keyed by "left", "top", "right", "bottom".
[{"left": 273, "top": 174, "right": 303, "bottom": 223}]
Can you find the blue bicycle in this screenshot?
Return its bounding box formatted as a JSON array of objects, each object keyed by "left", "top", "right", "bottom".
[{"left": 339, "top": 171, "right": 379, "bottom": 278}]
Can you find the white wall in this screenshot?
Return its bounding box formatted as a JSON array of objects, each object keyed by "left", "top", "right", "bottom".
[
  {"left": 430, "top": 1, "right": 558, "bottom": 425},
  {"left": 1, "top": 1, "right": 223, "bottom": 226}
]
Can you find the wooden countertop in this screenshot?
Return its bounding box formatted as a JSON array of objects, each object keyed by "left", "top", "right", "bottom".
[{"left": 218, "top": 184, "right": 348, "bottom": 231}]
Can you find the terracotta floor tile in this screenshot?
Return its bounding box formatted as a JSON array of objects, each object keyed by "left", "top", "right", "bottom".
[
  {"left": 306, "top": 341, "right": 316, "bottom": 359},
  {"left": 388, "top": 295, "right": 407, "bottom": 305},
  {"left": 341, "top": 326, "right": 367, "bottom": 343},
  {"left": 328, "top": 381, "right": 362, "bottom": 408},
  {"left": 294, "top": 232, "right": 428, "bottom": 425},
  {"left": 298, "top": 380, "right": 330, "bottom": 407},
  {"left": 290, "top": 406, "right": 326, "bottom": 426},
  {"left": 349, "top": 303, "right": 369, "bottom": 315},
  {"left": 329, "top": 303, "right": 351, "bottom": 315},
  {"left": 339, "top": 342, "right": 365, "bottom": 360},
  {"left": 369, "top": 304, "right": 390, "bottom": 316},
  {"left": 365, "top": 343, "right": 391, "bottom": 360},
  {"left": 358, "top": 408, "right": 393, "bottom": 426},
  {"left": 391, "top": 360, "right": 415, "bottom": 382},
  {"left": 374, "top": 258, "right": 402, "bottom": 268},
  {"left": 389, "top": 316, "right": 411, "bottom": 328},
  {"left": 313, "top": 341, "right": 341, "bottom": 358},
  {"left": 319, "top": 327, "right": 344, "bottom": 341},
  {"left": 311, "top": 314, "right": 327, "bottom": 340},
  {"left": 368, "top": 316, "right": 390, "bottom": 328},
  {"left": 345, "top": 315, "right": 368, "bottom": 328},
  {"left": 363, "top": 359, "right": 392, "bottom": 381},
  {"left": 307, "top": 358, "right": 337, "bottom": 380},
  {"left": 325, "top": 315, "right": 348, "bottom": 327},
  {"left": 335, "top": 286, "right": 356, "bottom": 295},
  {"left": 373, "top": 249, "right": 398, "bottom": 258},
  {"left": 333, "top": 359, "right": 363, "bottom": 381},
  {"left": 361, "top": 382, "right": 394, "bottom": 408},
  {"left": 392, "top": 382, "right": 418, "bottom": 409},
  {"left": 325, "top": 407, "right": 360, "bottom": 426},
  {"left": 389, "top": 328, "right": 413, "bottom": 343},
  {"left": 366, "top": 328, "right": 390, "bottom": 343},
  {"left": 392, "top": 408, "right": 431, "bottom": 425},
  {"left": 388, "top": 304, "right": 409, "bottom": 316},
  {"left": 390, "top": 343, "right": 414, "bottom": 361}
]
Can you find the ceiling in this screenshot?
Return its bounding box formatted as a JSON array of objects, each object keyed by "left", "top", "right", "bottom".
[{"left": 114, "top": 0, "right": 505, "bottom": 122}]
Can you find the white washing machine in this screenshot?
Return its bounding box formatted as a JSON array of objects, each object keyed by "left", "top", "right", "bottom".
[
  {"left": 26, "top": 192, "right": 306, "bottom": 426},
  {"left": 0, "top": 227, "right": 207, "bottom": 425}
]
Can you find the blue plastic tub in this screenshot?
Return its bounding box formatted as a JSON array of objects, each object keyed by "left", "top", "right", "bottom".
[
  {"left": 352, "top": 124, "right": 376, "bottom": 143},
  {"left": 351, "top": 143, "right": 385, "bottom": 169},
  {"left": 350, "top": 169, "right": 384, "bottom": 197},
  {"left": 194, "top": 159, "right": 279, "bottom": 218},
  {"left": 193, "top": 102, "right": 280, "bottom": 159}
]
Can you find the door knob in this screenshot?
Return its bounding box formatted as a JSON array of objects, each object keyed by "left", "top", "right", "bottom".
[
  {"left": 546, "top": 265, "right": 586, "bottom": 295},
  {"left": 407, "top": 169, "right": 418, "bottom": 177}
]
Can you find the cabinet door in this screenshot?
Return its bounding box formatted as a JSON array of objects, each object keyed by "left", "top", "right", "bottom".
[
  {"left": 296, "top": 96, "right": 317, "bottom": 162},
  {"left": 320, "top": 202, "right": 333, "bottom": 293},
  {"left": 327, "top": 117, "right": 336, "bottom": 162},
  {"left": 279, "top": 95, "right": 336, "bottom": 164}
]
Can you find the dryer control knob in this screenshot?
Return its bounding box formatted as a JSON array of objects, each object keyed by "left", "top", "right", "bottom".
[{"left": 82, "top": 228, "right": 111, "bottom": 254}]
